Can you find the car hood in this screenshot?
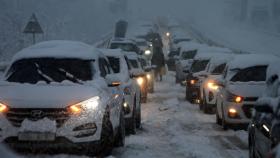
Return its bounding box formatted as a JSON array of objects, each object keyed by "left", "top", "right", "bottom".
[
  {"left": 228, "top": 82, "right": 266, "bottom": 97},
  {"left": 0, "top": 83, "right": 102, "bottom": 108}
]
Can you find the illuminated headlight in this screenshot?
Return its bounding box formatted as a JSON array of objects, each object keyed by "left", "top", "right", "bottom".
[
  {"left": 207, "top": 82, "right": 219, "bottom": 90},
  {"left": 145, "top": 50, "right": 151, "bottom": 55},
  {"left": 137, "top": 77, "right": 144, "bottom": 86},
  {"left": 0, "top": 103, "right": 9, "bottom": 113},
  {"left": 147, "top": 74, "right": 151, "bottom": 80},
  {"left": 68, "top": 96, "right": 100, "bottom": 115},
  {"left": 149, "top": 43, "right": 153, "bottom": 47},
  {"left": 166, "top": 32, "right": 170, "bottom": 37}
]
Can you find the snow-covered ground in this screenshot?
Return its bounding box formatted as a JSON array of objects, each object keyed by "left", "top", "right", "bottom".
[{"left": 12, "top": 72, "right": 247, "bottom": 158}]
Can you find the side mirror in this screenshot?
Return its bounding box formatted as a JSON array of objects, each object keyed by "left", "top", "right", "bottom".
[
  {"left": 254, "top": 104, "right": 274, "bottom": 114},
  {"left": 105, "top": 74, "right": 121, "bottom": 87}
]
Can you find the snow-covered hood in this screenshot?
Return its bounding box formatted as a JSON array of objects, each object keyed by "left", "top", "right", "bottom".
[
  {"left": 228, "top": 82, "right": 266, "bottom": 97},
  {"left": 0, "top": 83, "right": 102, "bottom": 108}
]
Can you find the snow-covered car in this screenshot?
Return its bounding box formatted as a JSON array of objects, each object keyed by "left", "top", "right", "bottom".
[
  {"left": 199, "top": 53, "right": 234, "bottom": 113},
  {"left": 125, "top": 52, "right": 148, "bottom": 103},
  {"left": 248, "top": 61, "right": 280, "bottom": 158},
  {"left": 101, "top": 48, "right": 142, "bottom": 134},
  {"left": 0, "top": 41, "right": 125, "bottom": 156},
  {"left": 175, "top": 42, "right": 206, "bottom": 84},
  {"left": 138, "top": 55, "right": 155, "bottom": 93},
  {"left": 216, "top": 54, "right": 279, "bottom": 130},
  {"left": 108, "top": 38, "right": 140, "bottom": 55},
  {"left": 185, "top": 52, "right": 220, "bottom": 103},
  {"left": 134, "top": 38, "right": 153, "bottom": 58}
]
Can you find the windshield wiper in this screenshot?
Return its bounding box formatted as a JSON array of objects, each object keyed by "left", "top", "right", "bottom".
[
  {"left": 34, "top": 63, "right": 53, "bottom": 83},
  {"left": 57, "top": 68, "right": 82, "bottom": 84}
]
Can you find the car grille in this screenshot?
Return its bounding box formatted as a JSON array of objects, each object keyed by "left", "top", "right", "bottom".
[
  {"left": 242, "top": 104, "right": 254, "bottom": 118},
  {"left": 244, "top": 97, "right": 258, "bottom": 102},
  {"left": 5, "top": 108, "right": 70, "bottom": 128}
]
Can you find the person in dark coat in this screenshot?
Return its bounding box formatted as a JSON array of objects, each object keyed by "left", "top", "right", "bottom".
[{"left": 151, "top": 46, "right": 165, "bottom": 81}]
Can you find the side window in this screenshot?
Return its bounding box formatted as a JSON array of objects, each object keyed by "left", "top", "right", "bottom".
[
  {"left": 124, "top": 56, "right": 131, "bottom": 70},
  {"left": 98, "top": 58, "right": 107, "bottom": 78},
  {"left": 103, "top": 59, "right": 111, "bottom": 74}
]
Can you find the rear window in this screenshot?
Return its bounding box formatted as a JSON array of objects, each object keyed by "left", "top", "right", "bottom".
[
  {"left": 6, "top": 58, "right": 93, "bottom": 84},
  {"left": 190, "top": 60, "right": 209, "bottom": 73},
  {"left": 107, "top": 56, "right": 120, "bottom": 73},
  {"left": 181, "top": 50, "right": 197, "bottom": 60},
  {"left": 230, "top": 66, "right": 267, "bottom": 82}
]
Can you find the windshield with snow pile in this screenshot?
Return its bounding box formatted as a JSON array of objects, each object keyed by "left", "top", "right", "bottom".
[
  {"left": 6, "top": 58, "right": 93, "bottom": 84},
  {"left": 211, "top": 63, "right": 226, "bottom": 74},
  {"left": 190, "top": 60, "right": 209, "bottom": 73},
  {"left": 230, "top": 66, "right": 267, "bottom": 82}
]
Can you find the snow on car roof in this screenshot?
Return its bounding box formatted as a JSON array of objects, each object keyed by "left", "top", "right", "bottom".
[
  {"left": 12, "top": 40, "right": 99, "bottom": 62},
  {"left": 228, "top": 54, "right": 280, "bottom": 70},
  {"left": 178, "top": 41, "right": 207, "bottom": 52},
  {"left": 198, "top": 46, "right": 232, "bottom": 54},
  {"left": 208, "top": 53, "right": 235, "bottom": 72},
  {"left": 99, "top": 48, "right": 124, "bottom": 57},
  {"left": 194, "top": 52, "right": 224, "bottom": 60}
]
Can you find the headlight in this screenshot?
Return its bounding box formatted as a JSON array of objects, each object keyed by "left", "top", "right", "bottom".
[
  {"left": 227, "top": 92, "right": 243, "bottom": 103},
  {"left": 0, "top": 103, "right": 8, "bottom": 113},
  {"left": 67, "top": 96, "right": 100, "bottom": 115},
  {"left": 145, "top": 50, "right": 151, "bottom": 55},
  {"left": 207, "top": 82, "right": 219, "bottom": 90},
  {"left": 166, "top": 32, "right": 170, "bottom": 37},
  {"left": 137, "top": 77, "right": 144, "bottom": 86},
  {"left": 147, "top": 74, "right": 151, "bottom": 80},
  {"left": 190, "top": 79, "right": 197, "bottom": 85}
]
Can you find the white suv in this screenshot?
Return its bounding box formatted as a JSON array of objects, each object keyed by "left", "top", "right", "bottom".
[
  {"left": 0, "top": 41, "right": 125, "bottom": 156},
  {"left": 101, "top": 49, "right": 141, "bottom": 134},
  {"left": 216, "top": 54, "right": 279, "bottom": 130}
]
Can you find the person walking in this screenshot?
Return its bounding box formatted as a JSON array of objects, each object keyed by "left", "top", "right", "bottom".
[{"left": 151, "top": 46, "right": 166, "bottom": 81}]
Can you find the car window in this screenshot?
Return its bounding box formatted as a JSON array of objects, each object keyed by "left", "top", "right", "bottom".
[
  {"left": 7, "top": 58, "right": 93, "bottom": 84},
  {"left": 181, "top": 50, "right": 197, "bottom": 60},
  {"left": 230, "top": 66, "right": 267, "bottom": 82},
  {"left": 129, "top": 59, "right": 139, "bottom": 69},
  {"left": 212, "top": 63, "right": 226, "bottom": 74},
  {"left": 98, "top": 58, "right": 110, "bottom": 77},
  {"left": 124, "top": 56, "right": 132, "bottom": 70},
  {"left": 190, "top": 60, "right": 209, "bottom": 73},
  {"left": 107, "top": 56, "right": 120, "bottom": 73}
]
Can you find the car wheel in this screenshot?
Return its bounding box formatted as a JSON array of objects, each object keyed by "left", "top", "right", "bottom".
[
  {"left": 216, "top": 109, "right": 222, "bottom": 125},
  {"left": 126, "top": 105, "right": 136, "bottom": 135},
  {"left": 114, "top": 106, "right": 125, "bottom": 147},
  {"left": 249, "top": 137, "right": 256, "bottom": 158},
  {"left": 95, "top": 110, "right": 114, "bottom": 157},
  {"left": 221, "top": 105, "right": 228, "bottom": 130},
  {"left": 136, "top": 99, "right": 141, "bottom": 129}
]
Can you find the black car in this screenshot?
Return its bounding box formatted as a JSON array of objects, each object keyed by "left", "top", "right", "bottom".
[
  {"left": 185, "top": 59, "right": 210, "bottom": 103},
  {"left": 249, "top": 103, "right": 280, "bottom": 158}
]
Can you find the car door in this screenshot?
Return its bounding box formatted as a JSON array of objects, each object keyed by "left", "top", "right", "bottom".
[
  {"left": 254, "top": 112, "right": 273, "bottom": 158},
  {"left": 216, "top": 67, "right": 228, "bottom": 118},
  {"left": 99, "top": 57, "right": 121, "bottom": 130}
]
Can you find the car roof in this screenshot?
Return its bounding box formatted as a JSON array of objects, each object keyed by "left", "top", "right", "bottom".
[
  {"left": 227, "top": 54, "right": 280, "bottom": 70},
  {"left": 110, "top": 38, "right": 136, "bottom": 44},
  {"left": 194, "top": 52, "right": 225, "bottom": 60},
  {"left": 11, "top": 40, "right": 100, "bottom": 62},
  {"left": 178, "top": 41, "right": 207, "bottom": 52}
]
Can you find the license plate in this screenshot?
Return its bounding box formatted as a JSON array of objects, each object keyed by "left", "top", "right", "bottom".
[{"left": 18, "top": 132, "right": 55, "bottom": 141}]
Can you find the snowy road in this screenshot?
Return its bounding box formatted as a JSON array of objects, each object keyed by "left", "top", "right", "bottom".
[{"left": 112, "top": 72, "right": 248, "bottom": 158}]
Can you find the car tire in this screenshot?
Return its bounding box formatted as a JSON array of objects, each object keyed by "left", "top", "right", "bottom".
[
  {"left": 216, "top": 109, "right": 222, "bottom": 125},
  {"left": 126, "top": 105, "right": 136, "bottom": 135},
  {"left": 95, "top": 110, "right": 114, "bottom": 157},
  {"left": 221, "top": 106, "right": 228, "bottom": 130},
  {"left": 136, "top": 99, "right": 141, "bottom": 129},
  {"left": 114, "top": 106, "right": 125, "bottom": 147},
  {"left": 249, "top": 136, "right": 256, "bottom": 158}
]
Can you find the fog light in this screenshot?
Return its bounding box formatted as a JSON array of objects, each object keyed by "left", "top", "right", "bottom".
[
  {"left": 228, "top": 108, "right": 238, "bottom": 118},
  {"left": 73, "top": 123, "right": 97, "bottom": 131},
  {"left": 123, "top": 102, "right": 131, "bottom": 114},
  {"left": 195, "top": 99, "right": 201, "bottom": 104}
]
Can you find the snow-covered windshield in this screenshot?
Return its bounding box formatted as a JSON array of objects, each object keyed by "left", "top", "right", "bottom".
[
  {"left": 230, "top": 66, "right": 267, "bottom": 82},
  {"left": 129, "top": 59, "right": 139, "bottom": 69},
  {"left": 6, "top": 58, "right": 93, "bottom": 84},
  {"left": 181, "top": 50, "right": 197, "bottom": 60},
  {"left": 107, "top": 56, "right": 120, "bottom": 73},
  {"left": 191, "top": 60, "right": 209, "bottom": 73}
]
